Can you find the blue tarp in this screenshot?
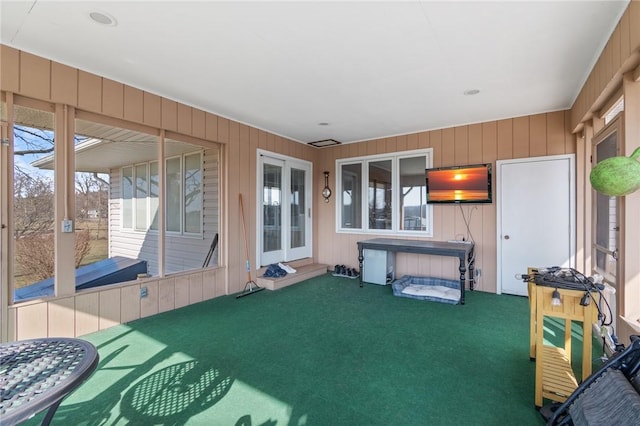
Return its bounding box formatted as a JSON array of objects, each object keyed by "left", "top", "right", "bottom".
[{"left": 14, "top": 256, "right": 148, "bottom": 301}]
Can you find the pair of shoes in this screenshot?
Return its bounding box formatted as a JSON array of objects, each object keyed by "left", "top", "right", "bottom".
[
  {"left": 334, "top": 264, "right": 347, "bottom": 275},
  {"left": 264, "top": 264, "right": 287, "bottom": 278},
  {"left": 278, "top": 262, "right": 296, "bottom": 274},
  {"left": 346, "top": 268, "right": 359, "bottom": 277}
]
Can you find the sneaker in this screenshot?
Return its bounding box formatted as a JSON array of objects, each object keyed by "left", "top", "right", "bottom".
[{"left": 278, "top": 262, "right": 297, "bottom": 274}]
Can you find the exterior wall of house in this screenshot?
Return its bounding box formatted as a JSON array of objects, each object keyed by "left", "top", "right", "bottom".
[
  {"left": 315, "top": 112, "right": 574, "bottom": 294},
  {"left": 108, "top": 147, "right": 220, "bottom": 275}
]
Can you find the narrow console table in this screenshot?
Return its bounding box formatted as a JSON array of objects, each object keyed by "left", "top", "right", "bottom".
[{"left": 356, "top": 238, "right": 475, "bottom": 304}]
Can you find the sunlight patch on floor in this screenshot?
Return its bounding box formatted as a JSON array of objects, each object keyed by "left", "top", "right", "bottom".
[
  {"left": 59, "top": 325, "right": 301, "bottom": 425},
  {"left": 190, "top": 380, "right": 299, "bottom": 425}
]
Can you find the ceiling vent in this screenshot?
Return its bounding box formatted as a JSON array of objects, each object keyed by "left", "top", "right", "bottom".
[{"left": 308, "top": 139, "right": 341, "bottom": 148}]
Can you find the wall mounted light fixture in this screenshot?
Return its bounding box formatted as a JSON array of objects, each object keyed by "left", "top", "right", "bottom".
[{"left": 322, "top": 171, "right": 332, "bottom": 203}]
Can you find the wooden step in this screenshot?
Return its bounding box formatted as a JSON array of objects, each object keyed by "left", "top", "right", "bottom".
[{"left": 256, "top": 263, "right": 329, "bottom": 291}]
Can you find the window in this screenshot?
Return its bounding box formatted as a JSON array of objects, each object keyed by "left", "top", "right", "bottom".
[
  {"left": 604, "top": 97, "right": 624, "bottom": 125},
  {"left": 184, "top": 152, "right": 202, "bottom": 234},
  {"left": 399, "top": 156, "right": 428, "bottom": 231},
  {"left": 121, "top": 151, "right": 202, "bottom": 235},
  {"left": 341, "top": 163, "right": 362, "bottom": 229},
  {"left": 135, "top": 163, "right": 148, "bottom": 231},
  {"left": 337, "top": 149, "right": 433, "bottom": 235},
  {"left": 121, "top": 163, "right": 152, "bottom": 232},
  {"left": 166, "top": 156, "right": 182, "bottom": 233},
  {"left": 150, "top": 161, "right": 159, "bottom": 230},
  {"left": 369, "top": 160, "right": 392, "bottom": 230},
  {"left": 122, "top": 166, "right": 133, "bottom": 229}
]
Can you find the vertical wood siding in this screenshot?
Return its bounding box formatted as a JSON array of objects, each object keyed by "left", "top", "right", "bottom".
[
  {"left": 316, "top": 111, "right": 574, "bottom": 294},
  {"left": 568, "top": 1, "right": 640, "bottom": 344},
  {"left": 3, "top": 0, "right": 635, "bottom": 341},
  {"left": 1, "top": 45, "right": 312, "bottom": 339},
  {"left": 571, "top": 1, "right": 640, "bottom": 130}
]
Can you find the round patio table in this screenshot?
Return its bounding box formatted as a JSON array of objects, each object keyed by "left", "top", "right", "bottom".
[{"left": 0, "top": 337, "right": 99, "bottom": 426}]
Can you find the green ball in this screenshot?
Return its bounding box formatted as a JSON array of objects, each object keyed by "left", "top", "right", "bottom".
[{"left": 590, "top": 147, "right": 640, "bottom": 196}]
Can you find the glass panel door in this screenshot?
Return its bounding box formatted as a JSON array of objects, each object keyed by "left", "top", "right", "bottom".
[
  {"left": 261, "top": 157, "right": 284, "bottom": 265},
  {"left": 288, "top": 162, "right": 312, "bottom": 260},
  {"left": 290, "top": 168, "right": 305, "bottom": 249}
]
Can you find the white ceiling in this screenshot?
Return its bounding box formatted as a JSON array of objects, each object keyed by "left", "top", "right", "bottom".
[{"left": 1, "top": 1, "right": 630, "bottom": 145}]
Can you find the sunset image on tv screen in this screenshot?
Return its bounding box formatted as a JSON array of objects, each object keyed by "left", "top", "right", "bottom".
[{"left": 427, "top": 166, "right": 489, "bottom": 202}]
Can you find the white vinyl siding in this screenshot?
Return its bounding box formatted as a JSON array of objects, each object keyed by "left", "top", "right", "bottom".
[{"left": 110, "top": 147, "right": 219, "bottom": 276}]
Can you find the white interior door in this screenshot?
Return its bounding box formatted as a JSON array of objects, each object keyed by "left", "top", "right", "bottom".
[
  {"left": 497, "top": 155, "right": 575, "bottom": 296},
  {"left": 258, "top": 152, "right": 312, "bottom": 266}
]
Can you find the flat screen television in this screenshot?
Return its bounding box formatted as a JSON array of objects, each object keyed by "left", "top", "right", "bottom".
[{"left": 425, "top": 163, "right": 492, "bottom": 204}]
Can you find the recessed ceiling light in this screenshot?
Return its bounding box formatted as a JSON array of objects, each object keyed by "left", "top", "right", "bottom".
[
  {"left": 318, "top": 122, "right": 330, "bottom": 126},
  {"left": 464, "top": 89, "right": 480, "bottom": 96},
  {"left": 89, "top": 11, "right": 117, "bottom": 26}
]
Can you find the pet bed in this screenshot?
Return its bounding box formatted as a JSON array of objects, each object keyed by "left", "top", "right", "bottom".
[{"left": 392, "top": 275, "right": 461, "bottom": 305}]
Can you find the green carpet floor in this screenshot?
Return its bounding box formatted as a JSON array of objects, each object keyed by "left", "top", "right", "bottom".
[{"left": 25, "top": 274, "right": 589, "bottom": 425}]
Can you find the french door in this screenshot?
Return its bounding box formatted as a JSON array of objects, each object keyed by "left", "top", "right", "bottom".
[{"left": 258, "top": 151, "right": 312, "bottom": 266}]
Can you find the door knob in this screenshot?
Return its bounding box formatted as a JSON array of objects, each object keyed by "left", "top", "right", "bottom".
[{"left": 504, "top": 235, "right": 510, "bottom": 240}]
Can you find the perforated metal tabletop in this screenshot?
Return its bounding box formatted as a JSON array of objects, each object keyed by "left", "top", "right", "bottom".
[{"left": 0, "top": 338, "right": 99, "bottom": 426}]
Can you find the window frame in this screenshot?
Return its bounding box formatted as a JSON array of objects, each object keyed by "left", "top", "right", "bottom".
[
  {"left": 165, "top": 155, "right": 183, "bottom": 235},
  {"left": 182, "top": 151, "right": 203, "bottom": 236},
  {"left": 591, "top": 117, "right": 622, "bottom": 286},
  {"left": 121, "top": 166, "right": 134, "bottom": 230},
  {"left": 336, "top": 148, "right": 433, "bottom": 236},
  {"left": 134, "top": 162, "right": 149, "bottom": 232},
  {"left": 120, "top": 150, "right": 203, "bottom": 237}
]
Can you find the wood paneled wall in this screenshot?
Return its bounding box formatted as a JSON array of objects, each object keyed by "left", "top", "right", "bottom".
[
  {"left": 0, "top": 45, "right": 316, "bottom": 340},
  {"left": 571, "top": 1, "right": 640, "bottom": 131},
  {"left": 316, "top": 112, "right": 574, "bottom": 293},
  {"left": 9, "top": 268, "right": 225, "bottom": 340},
  {"left": 4, "top": 5, "right": 632, "bottom": 339},
  {"left": 568, "top": 1, "right": 640, "bottom": 343}
]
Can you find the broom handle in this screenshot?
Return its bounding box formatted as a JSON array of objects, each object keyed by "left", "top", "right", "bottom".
[{"left": 239, "top": 194, "right": 252, "bottom": 281}]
